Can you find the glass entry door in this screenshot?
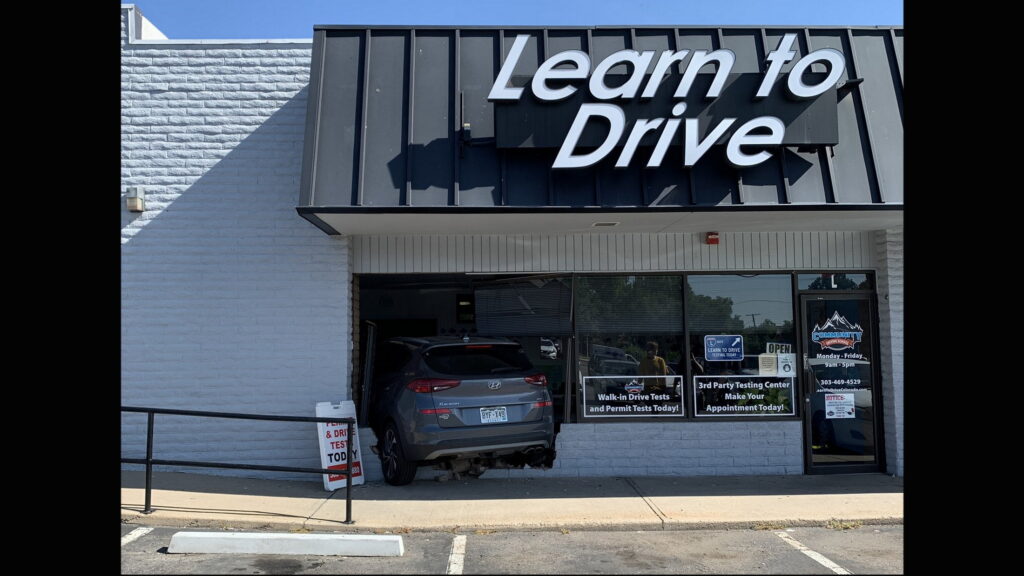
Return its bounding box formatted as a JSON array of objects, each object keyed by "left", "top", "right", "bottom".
[{"left": 801, "top": 295, "right": 881, "bottom": 472}]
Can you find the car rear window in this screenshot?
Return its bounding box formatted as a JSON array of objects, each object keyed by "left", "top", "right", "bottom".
[{"left": 423, "top": 345, "right": 534, "bottom": 376}]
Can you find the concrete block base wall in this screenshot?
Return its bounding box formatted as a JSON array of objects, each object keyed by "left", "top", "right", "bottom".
[
  {"left": 357, "top": 428, "right": 383, "bottom": 481},
  {"left": 356, "top": 422, "right": 803, "bottom": 483}
]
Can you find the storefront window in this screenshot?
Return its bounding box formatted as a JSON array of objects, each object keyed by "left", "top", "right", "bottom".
[
  {"left": 687, "top": 275, "right": 796, "bottom": 417},
  {"left": 474, "top": 277, "right": 573, "bottom": 421},
  {"left": 574, "top": 276, "right": 685, "bottom": 419},
  {"left": 797, "top": 273, "right": 873, "bottom": 291}
]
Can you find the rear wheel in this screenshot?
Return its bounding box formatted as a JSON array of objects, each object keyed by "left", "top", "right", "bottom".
[{"left": 380, "top": 422, "right": 417, "bottom": 486}]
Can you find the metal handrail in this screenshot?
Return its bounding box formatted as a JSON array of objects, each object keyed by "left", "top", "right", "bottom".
[{"left": 121, "top": 406, "right": 358, "bottom": 524}]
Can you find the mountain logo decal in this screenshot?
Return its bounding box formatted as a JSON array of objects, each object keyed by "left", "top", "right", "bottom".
[{"left": 811, "top": 311, "right": 864, "bottom": 351}]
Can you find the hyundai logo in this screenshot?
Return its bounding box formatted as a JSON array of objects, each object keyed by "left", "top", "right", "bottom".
[{"left": 488, "top": 381, "right": 502, "bottom": 390}]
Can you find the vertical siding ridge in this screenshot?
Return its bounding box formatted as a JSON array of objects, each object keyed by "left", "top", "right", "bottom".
[
  {"left": 846, "top": 29, "right": 887, "bottom": 203},
  {"left": 453, "top": 30, "right": 461, "bottom": 206},
  {"left": 405, "top": 30, "right": 415, "bottom": 206},
  {"left": 305, "top": 30, "right": 327, "bottom": 207},
  {"left": 888, "top": 29, "right": 904, "bottom": 90},
  {"left": 498, "top": 30, "right": 508, "bottom": 207},
  {"left": 357, "top": 31, "right": 371, "bottom": 206},
  {"left": 759, "top": 29, "right": 791, "bottom": 205},
  {"left": 804, "top": 30, "right": 838, "bottom": 205}
]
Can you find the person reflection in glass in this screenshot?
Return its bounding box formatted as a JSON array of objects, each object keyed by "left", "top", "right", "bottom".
[{"left": 638, "top": 341, "right": 669, "bottom": 392}]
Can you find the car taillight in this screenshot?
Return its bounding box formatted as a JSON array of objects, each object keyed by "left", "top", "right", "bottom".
[
  {"left": 419, "top": 408, "right": 452, "bottom": 414},
  {"left": 524, "top": 374, "right": 548, "bottom": 387},
  {"left": 407, "top": 378, "right": 460, "bottom": 393},
  {"left": 532, "top": 401, "right": 553, "bottom": 408}
]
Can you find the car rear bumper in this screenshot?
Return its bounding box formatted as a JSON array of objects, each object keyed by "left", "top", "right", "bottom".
[
  {"left": 405, "top": 420, "right": 554, "bottom": 461},
  {"left": 421, "top": 439, "right": 551, "bottom": 461}
]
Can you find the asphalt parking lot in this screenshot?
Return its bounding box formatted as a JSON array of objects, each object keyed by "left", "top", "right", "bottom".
[{"left": 122, "top": 524, "right": 903, "bottom": 574}]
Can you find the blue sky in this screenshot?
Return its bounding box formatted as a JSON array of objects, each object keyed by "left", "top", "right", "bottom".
[{"left": 130, "top": 1, "right": 903, "bottom": 39}]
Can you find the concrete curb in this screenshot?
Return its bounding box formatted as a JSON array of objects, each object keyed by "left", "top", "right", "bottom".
[
  {"left": 166, "top": 532, "right": 405, "bottom": 556},
  {"left": 124, "top": 511, "right": 902, "bottom": 533}
]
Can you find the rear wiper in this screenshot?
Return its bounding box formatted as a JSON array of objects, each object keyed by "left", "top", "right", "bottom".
[{"left": 490, "top": 367, "right": 521, "bottom": 373}]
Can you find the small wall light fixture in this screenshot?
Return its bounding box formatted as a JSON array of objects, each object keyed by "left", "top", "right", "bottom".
[
  {"left": 126, "top": 187, "right": 145, "bottom": 212},
  {"left": 705, "top": 232, "right": 720, "bottom": 245}
]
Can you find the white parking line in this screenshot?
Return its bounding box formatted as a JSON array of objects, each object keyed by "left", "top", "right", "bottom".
[
  {"left": 121, "top": 527, "right": 154, "bottom": 547},
  {"left": 775, "top": 531, "right": 851, "bottom": 574},
  {"left": 446, "top": 534, "right": 467, "bottom": 575}
]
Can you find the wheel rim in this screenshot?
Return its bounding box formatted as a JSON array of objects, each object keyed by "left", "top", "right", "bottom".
[{"left": 382, "top": 428, "right": 399, "bottom": 480}]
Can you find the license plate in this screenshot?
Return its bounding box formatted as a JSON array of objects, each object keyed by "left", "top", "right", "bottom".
[{"left": 480, "top": 406, "right": 508, "bottom": 424}]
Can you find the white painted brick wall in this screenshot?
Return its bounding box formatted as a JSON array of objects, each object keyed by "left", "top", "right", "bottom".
[
  {"left": 876, "top": 227, "right": 904, "bottom": 476},
  {"left": 120, "top": 7, "right": 346, "bottom": 480}
]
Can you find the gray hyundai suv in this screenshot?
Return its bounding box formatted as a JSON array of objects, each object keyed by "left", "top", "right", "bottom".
[{"left": 368, "top": 337, "right": 555, "bottom": 485}]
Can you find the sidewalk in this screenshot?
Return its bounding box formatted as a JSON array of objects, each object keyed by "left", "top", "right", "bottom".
[{"left": 121, "top": 470, "right": 903, "bottom": 533}]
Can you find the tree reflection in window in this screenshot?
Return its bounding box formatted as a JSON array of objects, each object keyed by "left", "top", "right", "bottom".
[{"left": 686, "top": 275, "right": 795, "bottom": 377}]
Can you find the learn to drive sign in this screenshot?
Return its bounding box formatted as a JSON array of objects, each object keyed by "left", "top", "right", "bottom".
[
  {"left": 489, "top": 34, "right": 845, "bottom": 170},
  {"left": 704, "top": 335, "right": 744, "bottom": 361}
]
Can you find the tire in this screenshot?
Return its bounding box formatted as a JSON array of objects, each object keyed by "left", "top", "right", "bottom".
[{"left": 380, "top": 422, "right": 417, "bottom": 486}]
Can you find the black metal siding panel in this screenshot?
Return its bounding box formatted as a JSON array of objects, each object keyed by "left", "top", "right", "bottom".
[
  {"left": 725, "top": 29, "right": 784, "bottom": 205},
  {"left": 741, "top": 156, "right": 786, "bottom": 204},
  {"left": 646, "top": 162, "right": 691, "bottom": 206},
  {"left": 673, "top": 30, "right": 721, "bottom": 206},
  {"left": 808, "top": 31, "right": 877, "bottom": 204},
  {"left": 459, "top": 32, "right": 502, "bottom": 206},
  {"left": 553, "top": 168, "right": 595, "bottom": 206},
  {"left": 589, "top": 29, "right": 629, "bottom": 73},
  {"left": 674, "top": 29, "right": 717, "bottom": 54},
  {"left": 633, "top": 29, "right": 674, "bottom": 62},
  {"left": 633, "top": 30, "right": 678, "bottom": 206},
  {"left": 506, "top": 150, "right": 552, "bottom": 205},
  {"left": 763, "top": 29, "right": 827, "bottom": 204},
  {"left": 693, "top": 153, "right": 739, "bottom": 205},
  {"left": 720, "top": 29, "right": 763, "bottom": 73},
  {"left": 783, "top": 148, "right": 829, "bottom": 203},
  {"left": 410, "top": 31, "right": 454, "bottom": 206},
  {"left": 460, "top": 32, "right": 498, "bottom": 139},
  {"left": 548, "top": 29, "right": 588, "bottom": 55},
  {"left": 298, "top": 29, "right": 326, "bottom": 207},
  {"left": 892, "top": 30, "right": 904, "bottom": 86},
  {"left": 363, "top": 31, "right": 410, "bottom": 206},
  {"left": 597, "top": 163, "right": 643, "bottom": 206},
  {"left": 852, "top": 31, "right": 904, "bottom": 203},
  {"left": 763, "top": 29, "right": 807, "bottom": 74},
  {"left": 543, "top": 31, "right": 596, "bottom": 207},
  {"left": 503, "top": 30, "right": 543, "bottom": 74},
  {"left": 630, "top": 30, "right": 684, "bottom": 207},
  {"left": 311, "top": 31, "right": 363, "bottom": 207},
  {"left": 498, "top": 34, "right": 548, "bottom": 206}
]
